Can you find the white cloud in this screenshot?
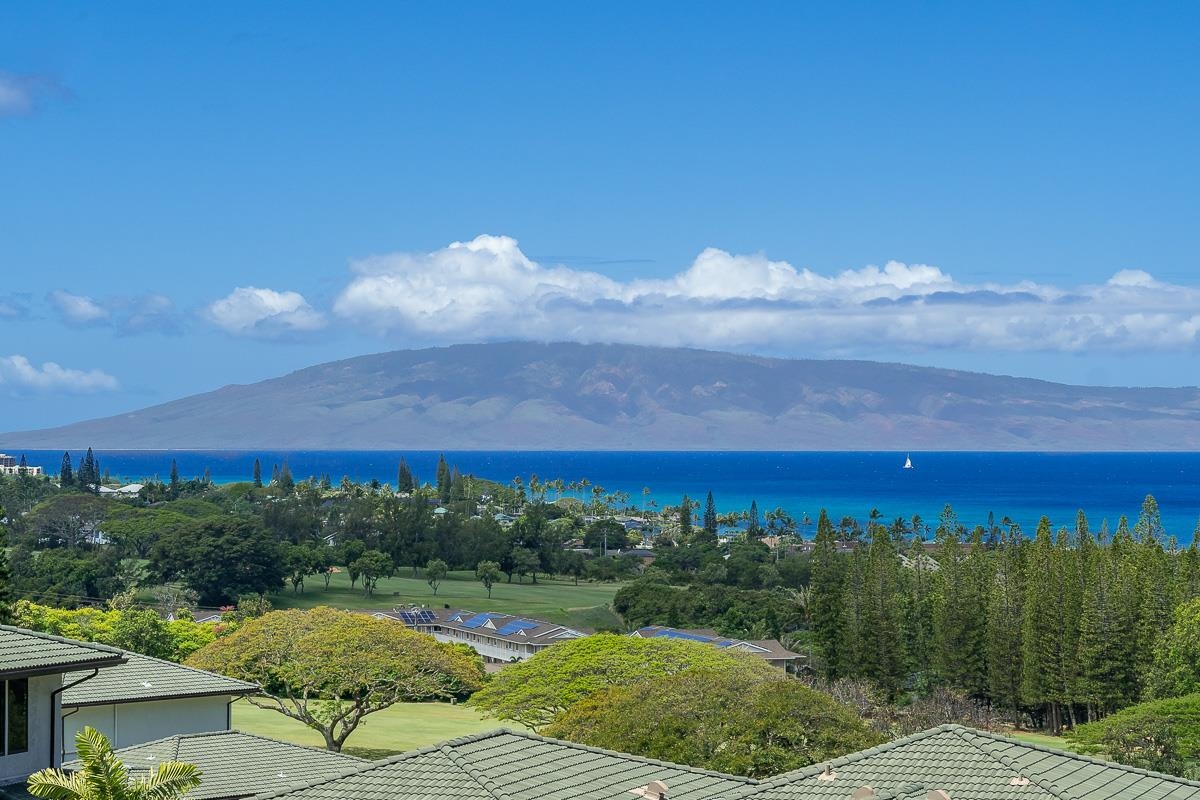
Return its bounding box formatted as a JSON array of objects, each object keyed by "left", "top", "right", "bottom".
[
  {"left": 0, "top": 356, "right": 119, "bottom": 393},
  {"left": 332, "top": 235, "right": 1200, "bottom": 355},
  {"left": 48, "top": 290, "right": 110, "bottom": 326},
  {"left": 204, "top": 287, "right": 326, "bottom": 338},
  {"left": 0, "top": 73, "right": 64, "bottom": 118}
]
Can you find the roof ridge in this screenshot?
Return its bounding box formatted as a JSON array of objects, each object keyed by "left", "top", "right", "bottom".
[
  {"left": 120, "top": 650, "right": 259, "bottom": 689},
  {"left": 220, "top": 729, "right": 364, "bottom": 758},
  {"left": 476, "top": 728, "right": 760, "bottom": 783},
  {"left": 944, "top": 726, "right": 1074, "bottom": 800},
  {"left": 955, "top": 726, "right": 1200, "bottom": 790},
  {"left": 756, "top": 725, "right": 962, "bottom": 786},
  {"left": 0, "top": 623, "right": 126, "bottom": 656},
  {"left": 439, "top": 744, "right": 514, "bottom": 800}
]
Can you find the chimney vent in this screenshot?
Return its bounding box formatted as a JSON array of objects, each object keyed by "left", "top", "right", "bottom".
[
  {"left": 927, "top": 792, "right": 952, "bottom": 800},
  {"left": 1010, "top": 776, "right": 1030, "bottom": 786},
  {"left": 628, "top": 780, "right": 669, "bottom": 800},
  {"left": 817, "top": 765, "right": 837, "bottom": 782},
  {"left": 852, "top": 787, "right": 875, "bottom": 799}
]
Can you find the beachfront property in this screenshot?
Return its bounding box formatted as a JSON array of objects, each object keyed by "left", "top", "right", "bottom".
[
  {"left": 60, "top": 652, "right": 258, "bottom": 756},
  {"left": 0, "top": 455, "right": 42, "bottom": 477},
  {"left": 0, "top": 626, "right": 125, "bottom": 785},
  {"left": 372, "top": 607, "right": 586, "bottom": 664},
  {"left": 631, "top": 625, "right": 802, "bottom": 669}
]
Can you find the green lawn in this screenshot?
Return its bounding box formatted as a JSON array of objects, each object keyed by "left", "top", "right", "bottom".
[
  {"left": 232, "top": 698, "right": 523, "bottom": 759},
  {"left": 1005, "top": 729, "right": 1083, "bottom": 752},
  {"left": 270, "top": 569, "right": 624, "bottom": 630}
]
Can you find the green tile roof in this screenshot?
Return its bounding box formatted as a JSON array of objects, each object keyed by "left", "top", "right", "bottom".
[
  {"left": 64, "top": 731, "right": 365, "bottom": 800},
  {"left": 745, "top": 724, "right": 1200, "bottom": 800},
  {"left": 250, "top": 728, "right": 757, "bottom": 800},
  {"left": 0, "top": 624, "right": 125, "bottom": 678},
  {"left": 62, "top": 652, "right": 258, "bottom": 706}
]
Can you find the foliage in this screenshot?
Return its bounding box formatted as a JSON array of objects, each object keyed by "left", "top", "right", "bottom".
[
  {"left": 613, "top": 578, "right": 802, "bottom": 639},
  {"left": 350, "top": 550, "right": 392, "bottom": 596},
  {"left": 150, "top": 516, "right": 285, "bottom": 605},
  {"left": 186, "top": 607, "right": 485, "bottom": 751},
  {"left": 1148, "top": 598, "right": 1200, "bottom": 699},
  {"left": 475, "top": 560, "right": 501, "bottom": 598},
  {"left": 425, "top": 558, "right": 448, "bottom": 595},
  {"left": 1067, "top": 693, "right": 1200, "bottom": 778},
  {"left": 544, "top": 669, "right": 885, "bottom": 777},
  {"left": 12, "top": 601, "right": 218, "bottom": 661},
  {"left": 468, "top": 633, "right": 775, "bottom": 729},
  {"left": 27, "top": 726, "right": 201, "bottom": 800}
]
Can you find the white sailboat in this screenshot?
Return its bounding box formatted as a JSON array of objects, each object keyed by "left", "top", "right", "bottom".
[{"left": 903, "top": 453, "right": 913, "bottom": 469}]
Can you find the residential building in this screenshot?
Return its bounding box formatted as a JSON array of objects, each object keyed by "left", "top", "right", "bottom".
[
  {"left": 631, "top": 626, "right": 801, "bottom": 669},
  {"left": 0, "top": 455, "right": 43, "bottom": 477},
  {"left": 242, "top": 724, "right": 1200, "bottom": 800},
  {"left": 372, "top": 608, "right": 585, "bottom": 664},
  {"left": 0, "top": 626, "right": 125, "bottom": 787},
  {"left": 64, "top": 731, "right": 363, "bottom": 800},
  {"left": 60, "top": 652, "right": 258, "bottom": 756}
]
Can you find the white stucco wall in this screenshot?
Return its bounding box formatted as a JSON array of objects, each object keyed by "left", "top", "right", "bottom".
[
  {"left": 0, "top": 674, "right": 61, "bottom": 785},
  {"left": 61, "top": 695, "right": 233, "bottom": 757}
]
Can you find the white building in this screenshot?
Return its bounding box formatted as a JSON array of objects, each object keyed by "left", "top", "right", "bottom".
[
  {"left": 60, "top": 652, "right": 258, "bottom": 757},
  {"left": 0, "top": 626, "right": 125, "bottom": 786},
  {"left": 373, "top": 608, "right": 585, "bottom": 665},
  {"left": 0, "top": 454, "right": 43, "bottom": 477}
]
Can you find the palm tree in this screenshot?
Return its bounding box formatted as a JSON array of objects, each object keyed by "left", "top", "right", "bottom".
[{"left": 27, "top": 726, "right": 201, "bottom": 800}]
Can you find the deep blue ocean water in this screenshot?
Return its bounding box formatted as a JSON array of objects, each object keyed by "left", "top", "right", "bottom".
[{"left": 15, "top": 450, "right": 1200, "bottom": 543}]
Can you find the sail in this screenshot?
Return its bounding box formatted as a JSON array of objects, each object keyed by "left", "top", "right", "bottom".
[{"left": 903, "top": 454, "right": 913, "bottom": 469}]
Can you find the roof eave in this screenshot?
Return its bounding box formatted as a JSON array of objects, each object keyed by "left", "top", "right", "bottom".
[{"left": 2, "top": 654, "right": 127, "bottom": 680}]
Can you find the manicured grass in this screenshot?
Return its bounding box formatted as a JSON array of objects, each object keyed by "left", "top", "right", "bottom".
[
  {"left": 271, "top": 568, "right": 624, "bottom": 630},
  {"left": 1005, "top": 729, "right": 1083, "bottom": 752},
  {"left": 232, "top": 698, "right": 523, "bottom": 758}
]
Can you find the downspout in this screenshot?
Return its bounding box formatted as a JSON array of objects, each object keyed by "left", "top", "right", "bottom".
[
  {"left": 226, "top": 697, "right": 235, "bottom": 729},
  {"left": 51, "top": 669, "right": 100, "bottom": 767}
]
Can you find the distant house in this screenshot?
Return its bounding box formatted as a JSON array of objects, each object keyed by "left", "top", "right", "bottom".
[
  {"left": 60, "top": 652, "right": 258, "bottom": 756},
  {"left": 64, "top": 731, "right": 363, "bottom": 800},
  {"left": 372, "top": 608, "right": 585, "bottom": 665},
  {"left": 630, "top": 625, "right": 801, "bottom": 669},
  {"left": 0, "top": 454, "right": 43, "bottom": 477},
  {"left": 0, "top": 625, "right": 125, "bottom": 787}
]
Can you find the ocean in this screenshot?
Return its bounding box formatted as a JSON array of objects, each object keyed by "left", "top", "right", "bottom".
[{"left": 15, "top": 450, "right": 1200, "bottom": 542}]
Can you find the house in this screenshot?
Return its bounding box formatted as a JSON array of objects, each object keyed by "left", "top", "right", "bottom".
[
  {"left": 241, "top": 724, "right": 1200, "bottom": 800},
  {"left": 64, "top": 731, "right": 363, "bottom": 800},
  {"left": 0, "top": 625, "right": 125, "bottom": 787},
  {"left": 631, "top": 626, "right": 801, "bottom": 669},
  {"left": 746, "top": 723, "right": 1200, "bottom": 800},
  {"left": 246, "top": 728, "right": 758, "bottom": 800},
  {"left": 372, "top": 608, "right": 586, "bottom": 664},
  {"left": 60, "top": 652, "right": 258, "bottom": 756}
]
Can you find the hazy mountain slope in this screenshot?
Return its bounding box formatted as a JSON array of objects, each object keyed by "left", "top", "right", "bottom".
[{"left": 4, "top": 342, "right": 1200, "bottom": 450}]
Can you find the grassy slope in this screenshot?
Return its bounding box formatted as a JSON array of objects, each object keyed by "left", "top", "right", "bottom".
[
  {"left": 270, "top": 569, "right": 624, "bottom": 630},
  {"left": 1006, "top": 729, "right": 1084, "bottom": 752},
  {"left": 232, "top": 698, "right": 523, "bottom": 759}
]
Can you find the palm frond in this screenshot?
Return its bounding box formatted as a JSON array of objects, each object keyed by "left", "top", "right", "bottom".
[
  {"left": 26, "top": 768, "right": 90, "bottom": 800},
  {"left": 139, "top": 762, "right": 202, "bottom": 800}
]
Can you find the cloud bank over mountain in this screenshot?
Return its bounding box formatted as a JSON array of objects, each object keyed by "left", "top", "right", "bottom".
[{"left": 323, "top": 236, "right": 1200, "bottom": 355}]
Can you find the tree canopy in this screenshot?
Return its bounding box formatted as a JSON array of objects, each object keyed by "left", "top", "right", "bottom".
[
  {"left": 544, "top": 669, "right": 885, "bottom": 777},
  {"left": 1067, "top": 693, "right": 1200, "bottom": 778},
  {"left": 186, "top": 606, "right": 485, "bottom": 750},
  {"left": 467, "top": 633, "right": 776, "bottom": 729}
]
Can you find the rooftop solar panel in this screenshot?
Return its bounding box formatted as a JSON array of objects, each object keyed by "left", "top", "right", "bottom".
[
  {"left": 397, "top": 610, "right": 437, "bottom": 626},
  {"left": 460, "top": 612, "right": 505, "bottom": 629},
  {"left": 495, "top": 620, "right": 540, "bottom": 636},
  {"left": 651, "top": 629, "right": 718, "bottom": 644}
]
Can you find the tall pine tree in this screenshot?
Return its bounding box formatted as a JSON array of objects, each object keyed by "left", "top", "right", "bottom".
[
  {"left": 703, "top": 491, "right": 718, "bottom": 538},
  {"left": 59, "top": 451, "right": 73, "bottom": 486},
  {"left": 252, "top": 458, "right": 263, "bottom": 488},
  {"left": 397, "top": 458, "right": 415, "bottom": 493},
  {"left": 810, "top": 509, "right": 845, "bottom": 679}
]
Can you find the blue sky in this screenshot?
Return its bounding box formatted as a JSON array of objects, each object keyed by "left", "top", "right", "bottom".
[{"left": 3, "top": 2, "right": 1200, "bottom": 430}]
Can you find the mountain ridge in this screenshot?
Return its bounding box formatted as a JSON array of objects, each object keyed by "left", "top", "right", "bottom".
[{"left": 4, "top": 342, "right": 1199, "bottom": 450}]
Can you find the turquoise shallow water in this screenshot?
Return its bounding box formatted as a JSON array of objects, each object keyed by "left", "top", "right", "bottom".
[{"left": 15, "top": 450, "right": 1200, "bottom": 542}]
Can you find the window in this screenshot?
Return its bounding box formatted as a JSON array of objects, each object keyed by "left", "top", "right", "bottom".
[{"left": 2, "top": 678, "right": 29, "bottom": 756}]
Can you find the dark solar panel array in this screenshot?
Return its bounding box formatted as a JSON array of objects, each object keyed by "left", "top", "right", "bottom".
[
  {"left": 397, "top": 610, "right": 437, "bottom": 626},
  {"left": 461, "top": 612, "right": 505, "bottom": 629},
  {"left": 495, "top": 620, "right": 539, "bottom": 636}
]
